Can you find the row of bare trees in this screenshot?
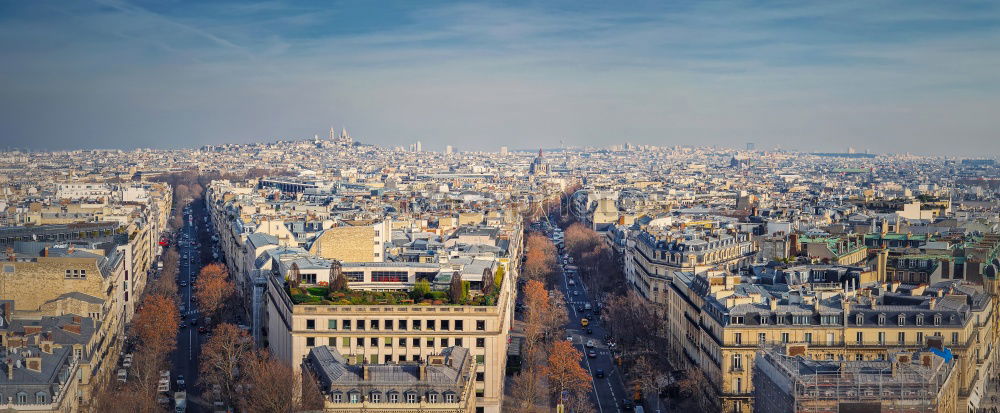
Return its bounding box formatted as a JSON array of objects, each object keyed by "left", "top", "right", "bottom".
[
  {"left": 561, "top": 221, "right": 719, "bottom": 410},
  {"left": 508, "top": 280, "right": 594, "bottom": 412},
  {"left": 523, "top": 233, "right": 559, "bottom": 286},
  {"left": 198, "top": 323, "right": 324, "bottom": 412}
]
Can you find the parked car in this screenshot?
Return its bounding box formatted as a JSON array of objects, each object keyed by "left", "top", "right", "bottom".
[
  {"left": 585, "top": 340, "right": 595, "bottom": 348},
  {"left": 595, "top": 369, "right": 605, "bottom": 378},
  {"left": 588, "top": 350, "right": 597, "bottom": 358}
]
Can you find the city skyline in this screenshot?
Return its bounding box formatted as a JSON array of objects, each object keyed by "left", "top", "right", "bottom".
[{"left": 2, "top": 1, "right": 1000, "bottom": 155}]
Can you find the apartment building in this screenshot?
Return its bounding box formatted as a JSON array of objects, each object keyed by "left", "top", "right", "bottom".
[
  {"left": 629, "top": 227, "right": 756, "bottom": 305},
  {"left": 753, "top": 343, "right": 959, "bottom": 413},
  {"left": 667, "top": 271, "right": 995, "bottom": 413},
  {"left": 306, "top": 345, "right": 476, "bottom": 412}
]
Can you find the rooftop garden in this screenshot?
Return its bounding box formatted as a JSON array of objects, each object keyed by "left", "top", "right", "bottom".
[{"left": 286, "top": 266, "right": 505, "bottom": 307}]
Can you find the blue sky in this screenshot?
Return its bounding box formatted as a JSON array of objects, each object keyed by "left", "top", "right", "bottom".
[{"left": 1, "top": 0, "right": 999, "bottom": 155}]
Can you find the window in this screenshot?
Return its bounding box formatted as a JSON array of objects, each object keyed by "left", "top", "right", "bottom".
[
  {"left": 758, "top": 333, "right": 766, "bottom": 344},
  {"left": 856, "top": 332, "right": 863, "bottom": 344},
  {"left": 952, "top": 332, "right": 959, "bottom": 344},
  {"left": 398, "top": 355, "right": 407, "bottom": 362},
  {"left": 356, "top": 320, "right": 366, "bottom": 330},
  {"left": 399, "top": 320, "right": 407, "bottom": 330},
  {"left": 370, "top": 392, "right": 381, "bottom": 403},
  {"left": 476, "top": 338, "right": 485, "bottom": 348},
  {"left": 343, "top": 319, "right": 352, "bottom": 330},
  {"left": 455, "top": 320, "right": 464, "bottom": 330},
  {"left": 476, "top": 355, "right": 485, "bottom": 364},
  {"left": 455, "top": 338, "right": 464, "bottom": 347},
  {"left": 372, "top": 270, "right": 408, "bottom": 282},
  {"left": 441, "top": 320, "right": 450, "bottom": 330},
  {"left": 342, "top": 337, "right": 350, "bottom": 347},
  {"left": 427, "top": 320, "right": 436, "bottom": 330},
  {"left": 344, "top": 271, "right": 364, "bottom": 282},
  {"left": 328, "top": 319, "right": 338, "bottom": 330},
  {"left": 306, "top": 319, "right": 315, "bottom": 330},
  {"left": 413, "top": 320, "right": 422, "bottom": 330},
  {"left": 877, "top": 314, "right": 885, "bottom": 325},
  {"left": 735, "top": 377, "right": 743, "bottom": 393},
  {"left": 734, "top": 333, "right": 742, "bottom": 345},
  {"left": 349, "top": 393, "right": 360, "bottom": 403},
  {"left": 426, "top": 338, "right": 434, "bottom": 348},
  {"left": 917, "top": 332, "right": 924, "bottom": 344},
  {"left": 933, "top": 314, "right": 942, "bottom": 326},
  {"left": 413, "top": 355, "right": 421, "bottom": 362},
  {"left": 328, "top": 337, "right": 336, "bottom": 346},
  {"left": 476, "top": 320, "right": 486, "bottom": 331},
  {"left": 399, "top": 338, "right": 407, "bottom": 348},
  {"left": 441, "top": 338, "right": 449, "bottom": 347},
  {"left": 413, "top": 338, "right": 420, "bottom": 347},
  {"left": 476, "top": 372, "right": 485, "bottom": 381},
  {"left": 370, "top": 337, "right": 379, "bottom": 347},
  {"left": 445, "top": 393, "right": 456, "bottom": 403},
  {"left": 428, "top": 393, "right": 438, "bottom": 403},
  {"left": 856, "top": 354, "right": 864, "bottom": 361},
  {"left": 878, "top": 332, "right": 885, "bottom": 344},
  {"left": 804, "top": 333, "right": 812, "bottom": 344},
  {"left": 898, "top": 332, "right": 906, "bottom": 345},
  {"left": 732, "top": 354, "right": 743, "bottom": 371},
  {"left": 371, "top": 319, "right": 380, "bottom": 330},
  {"left": 389, "top": 393, "right": 399, "bottom": 403},
  {"left": 406, "top": 393, "right": 417, "bottom": 403},
  {"left": 916, "top": 314, "right": 924, "bottom": 326},
  {"left": 898, "top": 315, "right": 905, "bottom": 326},
  {"left": 385, "top": 320, "right": 394, "bottom": 330},
  {"left": 855, "top": 314, "right": 863, "bottom": 325},
  {"left": 306, "top": 337, "right": 315, "bottom": 347},
  {"left": 731, "top": 316, "right": 745, "bottom": 325},
  {"left": 781, "top": 333, "right": 789, "bottom": 343},
  {"left": 333, "top": 393, "right": 343, "bottom": 403},
  {"left": 35, "top": 392, "right": 47, "bottom": 404},
  {"left": 356, "top": 338, "right": 364, "bottom": 347},
  {"left": 384, "top": 354, "right": 392, "bottom": 363},
  {"left": 385, "top": 337, "right": 392, "bottom": 347}
]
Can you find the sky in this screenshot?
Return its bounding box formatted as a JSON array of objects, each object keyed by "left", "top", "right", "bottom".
[{"left": 1, "top": 1, "right": 999, "bottom": 156}]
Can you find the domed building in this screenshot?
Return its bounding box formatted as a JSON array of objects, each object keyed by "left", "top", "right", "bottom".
[{"left": 529, "top": 149, "right": 549, "bottom": 176}]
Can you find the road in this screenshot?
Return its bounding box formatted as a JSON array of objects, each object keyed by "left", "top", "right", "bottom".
[
  {"left": 550, "top": 232, "right": 631, "bottom": 413},
  {"left": 170, "top": 205, "right": 207, "bottom": 412}
]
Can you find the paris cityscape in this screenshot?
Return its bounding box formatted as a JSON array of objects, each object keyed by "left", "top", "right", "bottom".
[{"left": 2, "top": 2, "right": 1000, "bottom": 413}]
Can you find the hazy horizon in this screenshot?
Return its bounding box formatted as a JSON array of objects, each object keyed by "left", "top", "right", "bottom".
[{"left": 2, "top": 1, "right": 999, "bottom": 156}]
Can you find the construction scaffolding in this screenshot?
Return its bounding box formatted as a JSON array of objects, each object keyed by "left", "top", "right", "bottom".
[{"left": 754, "top": 345, "right": 956, "bottom": 413}]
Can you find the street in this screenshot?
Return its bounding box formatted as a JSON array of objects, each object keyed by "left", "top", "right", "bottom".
[
  {"left": 550, "top": 232, "right": 631, "bottom": 413},
  {"left": 171, "top": 204, "right": 207, "bottom": 412}
]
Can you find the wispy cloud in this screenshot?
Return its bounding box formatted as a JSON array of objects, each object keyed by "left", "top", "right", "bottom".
[{"left": 0, "top": 0, "right": 999, "bottom": 155}]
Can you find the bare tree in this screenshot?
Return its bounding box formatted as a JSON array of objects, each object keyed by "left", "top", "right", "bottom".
[{"left": 200, "top": 323, "right": 252, "bottom": 408}]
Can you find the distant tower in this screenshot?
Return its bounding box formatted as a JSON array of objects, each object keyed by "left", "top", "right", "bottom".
[
  {"left": 445, "top": 145, "right": 454, "bottom": 155},
  {"left": 330, "top": 127, "right": 336, "bottom": 140},
  {"left": 416, "top": 141, "right": 422, "bottom": 152},
  {"left": 529, "top": 148, "right": 549, "bottom": 176},
  {"left": 500, "top": 146, "right": 509, "bottom": 156}
]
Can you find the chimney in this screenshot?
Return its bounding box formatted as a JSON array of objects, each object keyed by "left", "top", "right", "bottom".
[
  {"left": 769, "top": 298, "right": 778, "bottom": 311},
  {"left": 419, "top": 364, "right": 427, "bottom": 381},
  {"left": 928, "top": 298, "right": 936, "bottom": 310},
  {"left": 362, "top": 363, "right": 370, "bottom": 381},
  {"left": 6, "top": 359, "right": 13, "bottom": 380},
  {"left": 42, "top": 247, "right": 48, "bottom": 257}
]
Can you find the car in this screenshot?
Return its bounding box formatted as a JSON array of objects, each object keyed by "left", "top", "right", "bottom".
[
  {"left": 189, "top": 318, "right": 197, "bottom": 326},
  {"left": 179, "top": 281, "right": 187, "bottom": 287},
  {"left": 595, "top": 369, "right": 605, "bottom": 378},
  {"left": 587, "top": 350, "right": 597, "bottom": 358},
  {"left": 176, "top": 375, "right": 185, "bottom": 388},
  {"left": 585, "top": 340, "right": 595, "bottom": 348},
  {"left": 198, "top": 326, "right": 207, "bottom": 334},
  {"left": 566, "top": 336, "right": 573, "bottom": 343},
  {"left": 179, "top": 322, "right": 186, "bottom": 328},
  {"left": 572, "top": 291, "right": 579, "bottom": 296}
]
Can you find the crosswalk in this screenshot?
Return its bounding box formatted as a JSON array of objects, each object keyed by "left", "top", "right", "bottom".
[{"left": 182, "top": 310, "right": 200, "bottom": 317}]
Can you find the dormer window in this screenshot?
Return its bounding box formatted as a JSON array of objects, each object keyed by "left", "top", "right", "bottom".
[
  {"left": 916, "top": 314, "right": 924, "bottom": 326},
  {"left": 898, "top": 314, "right": 905, "bottom": 326},
  {"left": 730, "top": 316, "right": 744, "bottom": 325},
  {"left": 855, "top": 314, "right": 864, "bottom": 325},
  {"left": 877, "top": 314, "right": 886, "bottom": 326},
  {"left": 934, "top": 314, "right": 942, "bottom": 326}
]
